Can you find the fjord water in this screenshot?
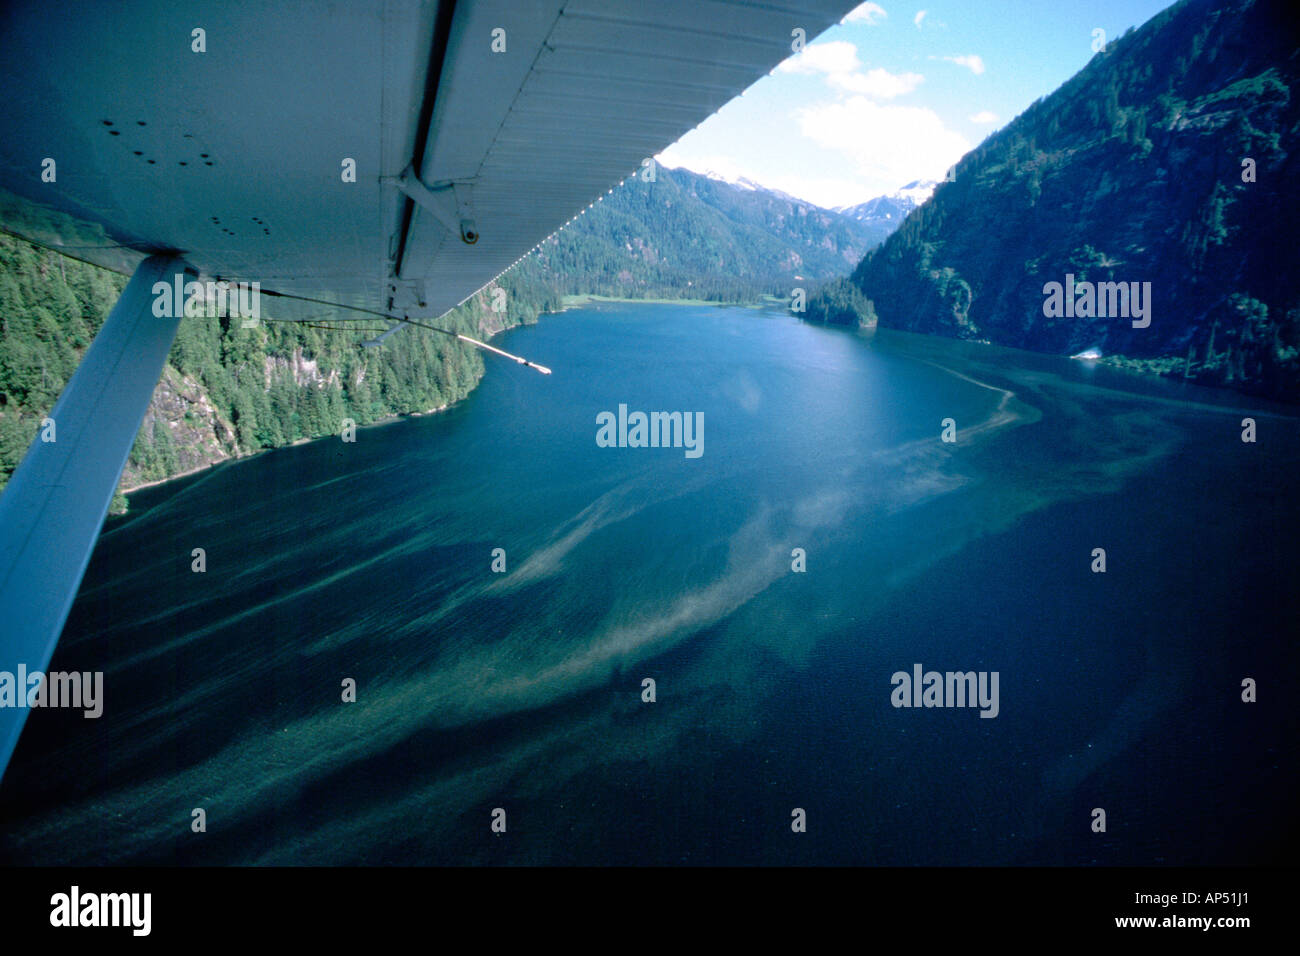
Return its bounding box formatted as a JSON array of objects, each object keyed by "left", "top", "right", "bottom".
[{"left": 1, "top": 302, "right": 1296, "bottom": 865}]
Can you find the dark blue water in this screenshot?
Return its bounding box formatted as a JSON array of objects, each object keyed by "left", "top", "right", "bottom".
[{"left": 2, "top": 303, "right": 1296, "bottom": 864}]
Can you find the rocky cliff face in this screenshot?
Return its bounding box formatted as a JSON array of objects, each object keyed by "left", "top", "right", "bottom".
[
  {"left": 112, "top": 281, "right": 534, "bottom": 502},
  {"left": 119, "top": 366, "right": 241, "bottom": 490},
  {"left": 847, "top": 0, "right": 1300, "bottom": 400}
]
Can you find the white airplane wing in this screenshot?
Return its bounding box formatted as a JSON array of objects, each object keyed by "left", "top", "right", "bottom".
[
  {"left": 0, "top": 0, "right": 853, "bottom": 318},
  {"left": 0, "top": 0, "right": 856, "bottom": 777}
]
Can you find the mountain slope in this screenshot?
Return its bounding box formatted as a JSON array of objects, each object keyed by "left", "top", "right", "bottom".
[
  {"left": 838, "top": 0, "right": 1300, "bottom": 399},
  {"left": 528, "top": 166, "right": 888, "bottom": 300}
]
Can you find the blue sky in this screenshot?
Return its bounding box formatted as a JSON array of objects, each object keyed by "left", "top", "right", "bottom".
[{"left": 657, "top": 0, "right": 1174, "bottom": 208}]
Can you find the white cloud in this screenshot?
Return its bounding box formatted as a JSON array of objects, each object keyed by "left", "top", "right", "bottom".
[
  {"left": 914, "top": 10, "right": 927, "bottom": 28},
  {"left": 843, "top": 2, "right": 887, "bottom": 24},
  {"left": 830, "top": 67, "right": 924, "bottom": 99},
  {"left": 941, "top": 54, "right": 986, "bottom": 75},
  {"left": 969, "top": 110, "right": 999, "bottom": 124},
  {"left": 795, "top": 95, "right": 970, "bottom": 198},
  {"left": 778, "top": 41, "right": 922, "bottom": 101},
  {"left": 777, "top": 40, "right": 861, "bottom": 76}
]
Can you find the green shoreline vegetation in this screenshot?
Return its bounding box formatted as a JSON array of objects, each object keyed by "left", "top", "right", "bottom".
[{"left": 0, "top": 234, "right": 565, "bottom": 511}]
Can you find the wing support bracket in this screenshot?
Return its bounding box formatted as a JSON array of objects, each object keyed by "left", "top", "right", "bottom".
[{"left": 384, "top": 166, "right": 478, "bottom": 245}]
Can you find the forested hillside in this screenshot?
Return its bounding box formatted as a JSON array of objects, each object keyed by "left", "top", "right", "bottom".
[
  {"left": 530, "top": 165, "right": 884, "bottom": 300},
  {"left": 824, "top": 0, "right": 1300, "bottom": 401},
  {"left": 0, "top": 234, "right": 560, "bottom": 506}
]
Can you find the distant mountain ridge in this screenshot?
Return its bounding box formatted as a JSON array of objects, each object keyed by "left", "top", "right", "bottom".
[
  {"left": 523, "top": 165, "right": 912, "bottom": 300},
  {"left": 695, "top": 168, "right": 801, "bottom": 201}
]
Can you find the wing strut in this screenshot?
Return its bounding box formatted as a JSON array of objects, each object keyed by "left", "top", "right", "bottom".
[{"left": 0, "top": 254, "right": 187, "bottom": 780}]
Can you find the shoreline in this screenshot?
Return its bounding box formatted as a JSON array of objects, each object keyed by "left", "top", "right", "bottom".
[
  {"left": 112, "top": 293, "right": 752, "bottom": 504},
  {"left": 118, "top": 461, "right": 221, "bottom": 497},
  {"left": 117, "top": 296, "right": 1289, "bottom": 506},
  {"left": 116, "top": 398, "right": 461, "bottom": 503},
  {"left": 557, "top": 293, "right": 768, "bottom": 310}
]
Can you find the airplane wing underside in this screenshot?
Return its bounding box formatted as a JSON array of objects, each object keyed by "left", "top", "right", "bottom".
[{"left": 0, "top": 0, "right": 854, "bottom": 321}]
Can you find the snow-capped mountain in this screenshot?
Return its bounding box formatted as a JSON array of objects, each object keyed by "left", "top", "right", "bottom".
[
  {"left": 624, "top": 164, "right": 928, "bottom": 273},
  {"left": 695, "top": 168, "right": 804, "bottom": 203},
  {"left": 892, "top": 180, "right": 939, "bottom": 207},
  {"left": 835, "top": 180, "right": 938, "bottom": 230}
]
